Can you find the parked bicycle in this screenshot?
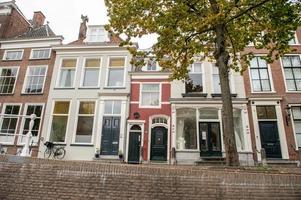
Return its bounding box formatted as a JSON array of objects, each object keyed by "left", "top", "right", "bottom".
[{"left": 44, "top": 141, "right": 66, "bottom": 159}]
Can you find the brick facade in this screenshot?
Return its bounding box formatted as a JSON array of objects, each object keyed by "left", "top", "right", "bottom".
[{"left": 243, "top": 27, "right": 301, "bottom": 162}]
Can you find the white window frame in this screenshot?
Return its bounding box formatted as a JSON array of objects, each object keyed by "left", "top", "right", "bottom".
[
  {"left": 210, "top": 63, "right": 235, "bottom": 94},
  {"left": 248, "top": 55, "right": 275, "bottom": 93},
  {"left": 72, "top": 100, "right": 97, "bottom": 145},
  {"left": 139, "top": 82, "right": 161, "bottom": 108},
  {"left": 280, "top": 54, "right": 301, "bottom": 93},
  {"left": 187, "top": 61, "right": 205, "bottom": 93},
  {"left": 0, "top": 66, "right": 19, "bottom": 94},
  {"left": 144, "top": 58, "right": 158, "bottom": 71},
  {"left": 48, "top": 100, "right": 71, "bottom": 144},
  {"left": 80, "top": 57, "right": 102, "bottom": 88},
  {"left": 29, "top": 48, "right": 51, "bottom": 60},
  {"left": 105, "top": 56, "right": 127, "bottom": 88},
  {"left": 18, "top": 103, "right": 44, "bottom": 145},
  {"left": 0, "top": 103, "right": 22, "bottom": 144},
  {"left": 56, "top": 57, "right": 78, "bottom": 88},
  {"left": 289, "top": 104, "right": 301, "bottom": 150},
  {"left": 86, "top": 26, "right": 109, "bottom": 42},
  {"left": 2, "top": 49, "right": 24, "bottom": 61},
  {"left": 288, "top": 32, "right": 299, "bottom": 45},
  {"left": 22, "top": 65, "right": 48, "bottom": 94},
  {"left": 103, "top": 100, "right": 122, "bottom": 116}
]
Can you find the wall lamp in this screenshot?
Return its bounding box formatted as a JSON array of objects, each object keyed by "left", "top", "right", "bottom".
[{"left": 285, "top": 105, "right": 291, "bottom": 126}]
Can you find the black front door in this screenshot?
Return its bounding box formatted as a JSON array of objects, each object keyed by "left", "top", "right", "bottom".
[
  {"left": 128, "top": 132, "right": 141, "bottom": 164},
  {"left": 101, "top": 117, "right": 120, "bottom": 155},
  {"left": 199, "top": 122, "right": 222, "bottom": 157},
  {"left": 150, "top": 126, "right": 167, "bottom": 161},
  {"left": 259, "top": 121, "right": 282, "bottom": 158}
]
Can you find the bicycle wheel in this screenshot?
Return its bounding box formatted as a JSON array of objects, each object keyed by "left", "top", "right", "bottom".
[
  {"left": 44, "top": 148, "right": 52, "bottom": 158},
  {"left": 54, "top": 147, "right": 65, "bottom": 159}
]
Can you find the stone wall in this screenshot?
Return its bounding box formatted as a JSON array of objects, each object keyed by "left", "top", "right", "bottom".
[{"left": 0, "top": 155, "right": 301, "bottom": 200}]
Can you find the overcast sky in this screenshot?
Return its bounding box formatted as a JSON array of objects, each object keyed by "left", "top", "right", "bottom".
[{"left": 9, "top": 0, "right": 156, "bottom": 49}]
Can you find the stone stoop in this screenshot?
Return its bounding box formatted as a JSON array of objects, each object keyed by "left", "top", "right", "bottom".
[
  {"left": 266, "top": 159, "right": 299, "bottom": 168},
  {"left": 93, "top": 156, "right": 123, "bottom": 164},
  {"left": 194, "top": 156, "right": 226, "bottom": 166}
]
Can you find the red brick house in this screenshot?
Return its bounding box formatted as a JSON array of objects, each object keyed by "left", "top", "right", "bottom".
[
  {"left": 243, "top": 27, "right": 301, "bottom": 165},
  {"left": 127, "top": 56, "right": 171, "bottom": 163},
  {"left": 0, "top": 3, "right": 63, "bottom": 156}
]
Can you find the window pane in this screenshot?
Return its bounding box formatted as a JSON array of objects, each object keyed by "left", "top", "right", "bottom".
[
  {"left": 234, "top": 109, "right": 244, "bottom": 150},
  {"left": 75, "top": 116, "right": 93, "bottom": 143},
  {"left": 104, "top": 101, "right": 113, "bottom": 114},
  {"left": 59, "top": 69, "right": 75, "bottom": 87},
  {"left": 257, "top": 106, "right": 276, "bottom": 119},
  {"left": 24, "top": 66, "right": 47, "bottom": 94},
  {"left": 61, "top": 59, "right": 77, "bottom": 68},
  {"left": 261, "top": 80, "right": 271, "bottom": 91},
  {"left": 0, "top": 68, "right": 18, "bottom": 94},
  {"left": 296, "top": 133, "right": 301, "bottom": 147},
  {"left": 266, "top": 106, "right": 276, "bottom": 119},
  {"left": 284, "top": 68, "right": 294, "bottom": 79},
  {"left": 113, "top": 101, "right": 121, "bottom": 114},
  {"left": 296, "top": 80, "right": 301, "bottom": 91},
  {"left": 107, "top": 69, "right": 124, "bottom": 86},
  {"left": 146, "top": 59, "right": 157, "bottom": 71},
  {"left": 83, "top": 69, "right": 99, "bottom": 87},
  {"left": 5, "top": 50, "right": 22, "bottom": 60},
  {"left": 199, "top": 109, "right": 219, "bottom": 119},
  {"left": 292, "top": 107, "right": 301, "bottom": 119},
  {"left": 282, "top": 56, "right": 292, "bottom": 67},
  {"left": 193, "top": 62, "right": 202, "bottom": 72},
  {"left": 109, "top": 58, "right": 125, "bottom": 67},
  {"left": 50, "top": 116, "right": 68, "bottom": 142},
  {"left": 250, "top": 58, "right": 258, "bottom": 68},
  {"left": 104, "top": 101, "right": 121, "bottom": 114},
  {"left": 258, "top": 57, "right": 267, "bottom": 68},
  {"left": 53, "top": 102, "right": 70, "bottom": 114},
  {"left": 176, "top": 108, "right": 197, "bottom": 149},
  {"left": 291, "top": 56, "right": 301, "bottom": 67},
  {"left": 79, "top": 102, "right": 95, "bottom": 114},
  {"left": 142, "top": 84, "right": 159, "bottom": 91},
  {"left": 186, "top": 73, "right": 203, "bottom": 93},
  {"left": 251, "top": 69, "right": 259, "bottom": 79},
  {"left": 213, "top": 75, "right": 221, "bottom": 93},
  {"left": 286, "top": 80, "right": 296, "bottom": 91},
  {"left": 256, "top": 106, "right": 267, "bottom": 119},
  {"left": 85, "top": 58, "right": 100, "bottom": 68},
  {"left": 252, "top": 80, "right": 261, "bottom": 91},
  {"left": 32, "top": 49, "right": 50, "bottom": 59},
  {"left": 293, "top": 68, "right": 301, "bottom": 79},
  {"left": 259, "top": 69, "right": 269, "bottom": 79}
]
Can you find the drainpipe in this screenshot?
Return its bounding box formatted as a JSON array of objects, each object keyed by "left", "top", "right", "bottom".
[{"left": 20, "top": 114, "right": 36, "bottom": 157}]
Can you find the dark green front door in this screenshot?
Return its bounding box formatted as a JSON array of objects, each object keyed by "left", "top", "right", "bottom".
[
  {"left": 101, "top": 117, "right": 120, "bottom": 155},
  {"left": 259, "top": 121, "right": 282, "bottom": 159},
  {"left": 150, "top": 126, "right": 167, "bottom": 161},
  {"left": 128, "top": 132, "right": 141, "bottom": 164},
  {"left": 199, "top": 122, "right": 222, "bottom": 157}
]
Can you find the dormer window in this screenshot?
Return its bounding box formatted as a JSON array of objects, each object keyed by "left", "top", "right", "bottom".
[
  {"left": 3, "top": 50, "right": 23, "bottom": 61},
  {"left": 146, "top": 59, "right": 157, "bottom": 71},
  {"left": 87, "top": 26, "right": 109, "bottom": 42}
]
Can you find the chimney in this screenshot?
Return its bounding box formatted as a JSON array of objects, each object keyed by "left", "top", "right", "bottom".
[{"left": 32, "top": 11, "right": 45, "bottom": 27}]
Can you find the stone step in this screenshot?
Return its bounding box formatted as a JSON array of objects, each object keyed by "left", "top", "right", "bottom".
[
  {"left": 195, "top": 157, "right": 226, "bottom": 166},
  {"left": 266, "top": 159, "right": 299, "bottom": 168}
]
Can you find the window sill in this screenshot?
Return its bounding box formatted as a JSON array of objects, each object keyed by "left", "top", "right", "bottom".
[
  {"left": 54, "top": 87, "right": 75, "bottom": 90},
  {"left": 182, "top": 93, "right": 207, "bottom": 97},
  {"left": 211, "top": 93, "right": 237, "bottom": 98},
  {"left": 0, "top": 93, "right": 14, "bottom": 96},
  {"left": 78, "top": 87, "right": 100, "bottom": 90},
  {"left": 250, "top": 91, "right": 276, "bottom": 94},
  {"left": 103, "top": 87, "right": 126, "bottom": 89},
  {"left": 286, "top": 91, "right": 301, "bottom": 93},
  {"left": 70, "top": 143, "right": 94, "bottom": 147},
  {"left": 29, "top": 58, "right": 51, "bottom": 61},
  {"left": 21, "top": 93, "right": 44, "bottom": 95},
  {"left": 51, "top": 143, "right": 67, "bottom": 146},
  {"left": 2, "top": 59, "right": 22, "bottom": 62}
]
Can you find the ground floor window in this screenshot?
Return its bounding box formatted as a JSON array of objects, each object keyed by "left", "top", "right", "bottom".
[
  {"left": 292, "top": 106, "right": 301, "bottom": 147},
  {"left": 49, "top": 101, "right": 70, "bottom": 142},
  {"left": 0, "top": 104, "right": 21, "bottom": 143},
  {"left": 20, "top": 104, "right": 43, "bottom": 144},
  {"left": 233, "top": 109, "right": 244, "bottom": 151},
  {"left": 176, "top": 108, "right": 197, "bottom": 150}
]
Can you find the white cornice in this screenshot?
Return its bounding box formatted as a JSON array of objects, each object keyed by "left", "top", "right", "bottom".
[{"left": 0, "top": 37, "right": 63, "bottom": 49}]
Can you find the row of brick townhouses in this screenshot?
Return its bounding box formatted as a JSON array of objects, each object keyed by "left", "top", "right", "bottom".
[{"left": 0, "top": 1, "right": 300, "bottom": 166}]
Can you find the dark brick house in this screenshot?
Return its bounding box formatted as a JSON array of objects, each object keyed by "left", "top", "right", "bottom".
[
  {"left": 243, "top": 27, "right": 301, "bottom": 164},
  {"left": 0, "top": 1, "right": 63, "bottom": 156}
]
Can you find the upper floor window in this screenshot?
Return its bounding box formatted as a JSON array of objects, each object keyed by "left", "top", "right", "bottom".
[
  {"left": 107, "top": 57, "right": 125, "bottom": 87},
  {"left": 145, "top": 58, "right": 157, "bottom": 71},
  {"left": 212, "top": 64, "right": 233, "bottom": 94},
  {"left": 87, "top": 26, "right": 109, "bottom": 42},
  {"left": 288, "top": 32, "right": 298, "bottom": 45},
  {"left": 58, "top": 58, "right": 77, "bottom": 88},
  {"left": 282, "top": 55, "right": 301, "bottom": 91},
  {"left": 0, "top": 67, "right": 18, "bottom": 94},
  {"left": 250, "top": 57, "right": 271, "bottom": 92},
  {"left": 30, "top": 48, "right": 51, "bottom": 59},
  {"left": 23, "top": 66, "right": 47, "bottom": 94},
  {"left": 140, "top": 83, "right": 160, "bottom": 107},
  {"left": 186, "top": 62, "right": 203, "bottom": 93},
  {"left": 82, "top": 58, "right": 101, "bottom": 87},
  {"left": 3, "top": 50, "right": 23, "bottom": 61}
]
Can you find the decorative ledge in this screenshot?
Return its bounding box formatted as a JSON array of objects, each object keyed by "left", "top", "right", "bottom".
[
  {"left": 211, "top": 93, "right": 237, "bottom": 98},
  {"left": 182, "top": 93, "right": 207, "bottom": 97}
]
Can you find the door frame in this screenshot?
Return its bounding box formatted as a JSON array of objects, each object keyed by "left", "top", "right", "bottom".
[
  {"left": 147, "top": 115, "right": 170, "bottom": 162},
  {"left": 251, "top": 100, "right": 289, "bottom": 161},
  {"left": 125, "top": 120, "right": 144, "bottom": 163},
  {"left": 199, "top": 122, "right": 222, "bottom": 157}
]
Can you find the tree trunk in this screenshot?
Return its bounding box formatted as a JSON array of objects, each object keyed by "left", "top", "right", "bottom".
[{"left": 214, "top": 24, "right": 240, "bottom": 166}]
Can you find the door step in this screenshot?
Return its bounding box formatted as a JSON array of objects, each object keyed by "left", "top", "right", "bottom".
[
  {"left": 195, "top": 157, "right": 226, "bottom": 166},
  {"left": 266, "top": 160, "right": 299, "bottom": 168},
  {"left": 93, "top": 157, "right": 123, "bottom": 164}
]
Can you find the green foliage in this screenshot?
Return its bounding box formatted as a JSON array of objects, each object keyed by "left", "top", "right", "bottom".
[{"left": 105, "top": 0, "right": 301, "bottom": 78}]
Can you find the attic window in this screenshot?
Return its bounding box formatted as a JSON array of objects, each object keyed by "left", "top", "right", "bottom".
[
  {"left": 87, "top": 26, "right": 108, "bottom": 42},
  {"left": 3, "top": 50, "right": 23, "bottom": 61}
]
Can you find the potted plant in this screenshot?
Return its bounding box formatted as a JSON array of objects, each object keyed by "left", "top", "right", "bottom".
[
  {"left": 118, "top": 150, "right": 124, "bottom": 162},
  {"left": 95, "top": 148, "right": 100, "bottom": 159}
]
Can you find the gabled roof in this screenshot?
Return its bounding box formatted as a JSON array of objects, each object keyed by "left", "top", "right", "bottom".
[{"left": 15, "top": 24, "right": 56, "bottom": 39}]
